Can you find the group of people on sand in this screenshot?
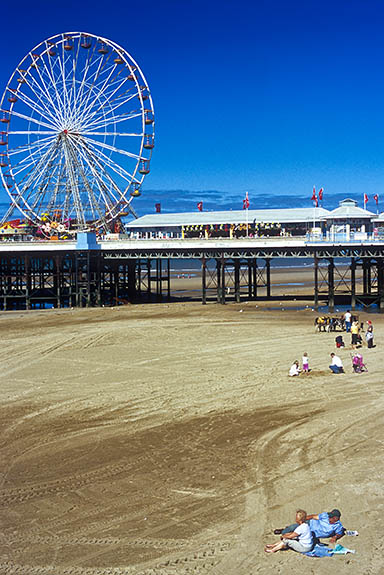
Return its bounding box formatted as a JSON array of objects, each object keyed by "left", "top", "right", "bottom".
[
  {"left": 344, "top": 311, "right": 375, "bottom": 349},
  {"left": 289, "top": 353, "right": 309, "bottom": 376},
  {"left": 265, "top": 508, "right": 345, "bottom": 555},
  {"left": 289, "top": 316, "right": 375, "bottom": 376}
]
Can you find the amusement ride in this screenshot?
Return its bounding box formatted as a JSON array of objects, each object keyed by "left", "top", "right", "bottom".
[{"left": 0, "top": 31, "right": 155, "bottom": 236}]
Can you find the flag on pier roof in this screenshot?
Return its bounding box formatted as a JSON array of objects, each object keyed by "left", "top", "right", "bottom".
[
  {"left": 243, "top": 192, "right": 250, "bottom": 210},
  {"left": 155, "top": 203, "right": 161, "bottom": 213},
  {"left": 364, "top": 193, "right": 369, "bottom": 205},
  {"left": 311, "top": 187, "right": 318, "bottom": 207},
  {"left": 374, "top": 194, "right": 379, "bottom": 204},
  {"left": 318, "top": 188, "right": 323, "bottom": 201},
  {"left": 197, "top": 201, "right": 203, "bottom": 212}
]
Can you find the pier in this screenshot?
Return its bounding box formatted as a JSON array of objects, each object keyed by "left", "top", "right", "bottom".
[{"left": 0, "top": 237, "right": 384, "bottom": 311}]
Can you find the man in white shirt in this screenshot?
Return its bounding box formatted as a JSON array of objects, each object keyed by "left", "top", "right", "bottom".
[
  {"left": 329, "top": 353, "right": 344, "bottom": 374},
  {"left": 344, "top": 310, "right": 352, "bottom": 332}
]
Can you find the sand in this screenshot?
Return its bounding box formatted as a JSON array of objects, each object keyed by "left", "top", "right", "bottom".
[{"left": 0, "top": 296, "right": 383, "bottom": 574}]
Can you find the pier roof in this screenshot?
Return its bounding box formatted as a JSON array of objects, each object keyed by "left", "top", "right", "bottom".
[
  {"left": 126, "top": 207, "right": 330, "bottom": 228},
  {"left": 324, "top": 205, "right": 375, "bottom": 219}
]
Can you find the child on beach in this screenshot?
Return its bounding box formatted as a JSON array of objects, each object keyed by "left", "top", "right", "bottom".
[
  {"left": 302, "top": 353, "right": 309, "bottom": 373},
  {"left": 264, "top": 509, "right": 314, "bottom": 554},
  {"left": 289, "top": 361, "right": 301, "bottom": 377}
]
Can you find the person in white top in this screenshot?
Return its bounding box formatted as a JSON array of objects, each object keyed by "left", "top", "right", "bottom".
[
  {"left": 265, "top": 509, "right": 314, "bottom": 554},
  {"left": 302, "top": 352, "right": 309, "bottom": 373},
  {"left": 344, "top": 310, "right": 352, "bottom": 333},
  {"left": 289, "top": 361, "right": 301, "bottom": 377},
  {"left": 329, "top": 353, "right": 344, "bottom": 374}
]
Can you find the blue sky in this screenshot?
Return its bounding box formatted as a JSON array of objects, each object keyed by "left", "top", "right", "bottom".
[{"left": 2, "top": 0, "right": 384, "bottom": 214}]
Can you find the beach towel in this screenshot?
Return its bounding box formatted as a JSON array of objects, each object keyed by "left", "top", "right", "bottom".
[
  {"left": 304, "top": 544, "right": 334, "bottom": 557},
  {"left": 304, "top": 543, "right": 356, "bottom": 557},
  {"left": 333, "top": 543, "right": 356, "bottom": 554}
]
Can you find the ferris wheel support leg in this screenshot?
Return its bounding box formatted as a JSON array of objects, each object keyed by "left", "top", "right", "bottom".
[{"left": 1, "top": 203, "right": 17, "bottom": 225}]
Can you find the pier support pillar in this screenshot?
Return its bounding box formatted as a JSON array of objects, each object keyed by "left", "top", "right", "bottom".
[
  {"left": 253, "top": 259, "right": 258, "bottom": 300},
  {"left": 24, "top": 255, "right": 31, "bottom": 310},
  {"left": 234, "top": 260, "right": 240, "bottom": 303},
  {"left": 378, "top": 259, "right": 384, "bottom": 312},
  {"left": 351, "top": 257, "right": 356, "bottom": 311},
  {"left": 201, "top": 257, "right": 207, "bottom": 305},
  {"left": 265, "top": 258, "right": 271, "bottom": 298},
  {"left": 54, "top": 255, "right": 61, "bottom": 308},
  {"left": 248, "top": 261, "right": 252, "bottom": 299},
  {"left": 166, "top": 258, "right": 171, "bottom": 300},
  {"left": 220, "top": 257, "right": 226, "bottom": 304},
  {"left": 314, "top": 255, "right": 319, "bottom": 310},
  {"left": 147, "top": 259, "right": 151, "bottom": 300},
  {"left": 156, "top": 259, "right": 162, "bottom": 299},
  {"left": 363, "top": 260, "right": 369, "bottom": 294},
  {"left": 328, "top": 258, "right": 335, "bottom": 313},
  {"left": 216, "top": 259, "right": 222, "bottom": 303}
]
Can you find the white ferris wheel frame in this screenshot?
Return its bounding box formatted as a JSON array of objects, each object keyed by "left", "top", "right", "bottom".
[{"left": 0, "top": 31, "right": 155, "bottom": 231}]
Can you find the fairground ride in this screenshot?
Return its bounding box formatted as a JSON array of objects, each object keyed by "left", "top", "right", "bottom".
[{"left": 0, "top": 31, "right": 155, "bottom": 234}]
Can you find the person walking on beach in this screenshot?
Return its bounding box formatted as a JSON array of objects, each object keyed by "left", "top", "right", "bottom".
[
  {"left": 289, "top": 361, "right": 301, "bottom": 377},
  {"left": 329, "top": 353, "right": 344, "bottom": 374},
  {"left": 302, "top": 352, "right": 309, "bottom": 373},
  {"left": 365, "top": 320, "right": 374, "bottom": 348},
  {"left": 265, "top": 509, "right": 314, "bottom": 554},
  {"left": 344, "top": 310, "right": 352, "bottom": 333}
]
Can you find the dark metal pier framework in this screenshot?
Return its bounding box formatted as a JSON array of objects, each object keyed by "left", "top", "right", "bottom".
[{"left": 1, "top": 242, "right": 384, "bottom": 311}]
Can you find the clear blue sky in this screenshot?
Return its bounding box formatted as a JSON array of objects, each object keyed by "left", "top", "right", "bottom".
[{"left": 2, "top": 0, "right": 384, "bottom": 213}]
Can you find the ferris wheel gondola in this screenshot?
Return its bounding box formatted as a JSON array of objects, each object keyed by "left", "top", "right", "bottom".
[{"left": 0, "top": 31, "right": 155, "bottom": 231}]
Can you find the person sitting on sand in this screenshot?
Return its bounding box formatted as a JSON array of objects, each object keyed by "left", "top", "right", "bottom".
[
  {"left": 265, "top": 509, "right": 313, "bottom": 554},
  {"left": 289, "top": 360, "right": 301, "bottom": 377},
  {"left": 329, "top": 353, "right": 344, "bottom": 374},
  {"left": 274, "top": 508, "right": 345, "bottom": 544}
]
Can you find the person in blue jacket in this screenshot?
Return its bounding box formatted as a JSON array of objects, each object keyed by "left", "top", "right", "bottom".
[{"left": 274, "top": 509, "right": 345, "bottom": 543}]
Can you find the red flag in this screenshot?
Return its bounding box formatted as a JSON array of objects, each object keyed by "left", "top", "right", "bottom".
[
  {"left": 197, "top": 201, "right": 203, "bottom": 212},
  {"left": 243, "top": 191, "right": 250, "bottom": 209},
  {"left": 311, "top": 186, "right": 316, "bottom": 201},
  {"left": 155, "top": 202, "right": 161, "bottom": 213},
  {"left": 364, "top": 194, "right": 369, "bottom": 205},
  {"left": 374, "top": 194, "right": 379, "bottom": 204},
  {"left": 318, "top": 188, "right": 323, "bottom": 201}
]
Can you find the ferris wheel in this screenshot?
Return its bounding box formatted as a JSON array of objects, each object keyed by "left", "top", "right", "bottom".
[{"left": 0, "top": 32, "right": 155, "bottom": 231}]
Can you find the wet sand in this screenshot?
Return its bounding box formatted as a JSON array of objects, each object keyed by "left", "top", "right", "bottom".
[{"left": 0, "top": 298, "right": 383, "bottom": 574}]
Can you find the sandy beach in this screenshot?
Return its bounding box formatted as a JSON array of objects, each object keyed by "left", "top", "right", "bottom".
[{"left": 0, "top": 297, "right": 383, "bottom": 574}]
